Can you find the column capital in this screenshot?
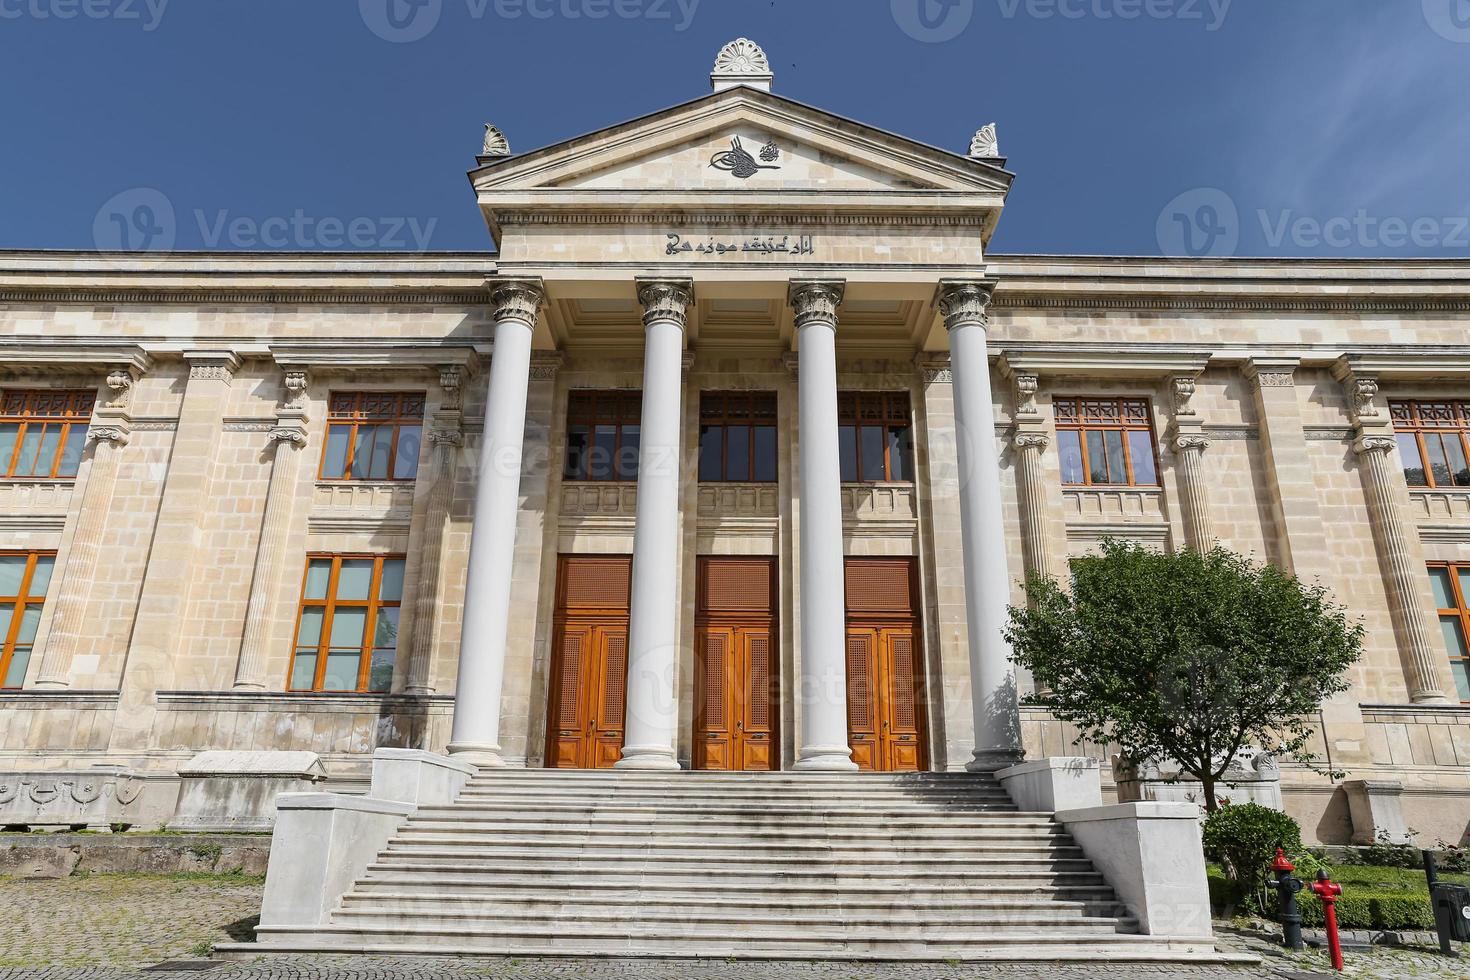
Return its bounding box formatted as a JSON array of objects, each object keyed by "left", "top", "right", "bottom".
[
  {"left": 1330, "top": 357, "right": 1384, "bottom": 427},
  {"left": 1353, "top": 434, "right": 1397, "bottom": 457},
  {"left": 529, "top": 350, "right": 565, "bottom": 382},
  {"left": 935, "top": 278, "right": 998, "bottom": 332},
  {"left": 1244, "top": 357, "right": 1300, "bottom": 390},
  {"left": 183, "top": 350, "right": 242, "bottom": 382},
  {"left": 1014, "top": 431, "right": 1049, "bottom": 452},
  {"left": 1174, "top": 432, "right": 1211, "bottom": 453},
  {"left": 914, "top": 353, "right": 952, "bottom": 385},
  {"left": 267, "top": 426, "right": 308, "bottom": 448},
  {"left": 788, "top": 279, "right": 845, "bottom": 330},
  {"left": 87, "top": 425, "right": 130, "bottom": 447},
  {"left": 428, "top": 428, "right": 465, "bottom": 448},
  {"left": 488, "top": 277, "right": 545, "bottom": 325},
  {"left": 635, "top": 277, "right": 695, "bottom": 329}
]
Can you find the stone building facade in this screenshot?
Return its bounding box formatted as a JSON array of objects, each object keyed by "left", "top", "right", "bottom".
[{"left": 1, "top": 42, "right": 1467, "bottom": 845}]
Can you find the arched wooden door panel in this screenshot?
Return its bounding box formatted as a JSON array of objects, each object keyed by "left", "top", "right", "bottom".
[
  {"left": 844, "top": 558, "right": 928, "bottom": 772},
  {"left": 545, "top": 556, "right": 631, "bottom": 769},
  {"left": 693, "top": 557, "right": 778, "bottom": 771}
]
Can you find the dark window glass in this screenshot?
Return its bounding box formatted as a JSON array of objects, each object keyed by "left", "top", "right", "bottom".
[
  {"left": 321, "top": 392, "right": 425, "bottom": 483},
  {"left": 563, "top": 391, "right": 642, "bottom": 482},
  {"left": 1054, "top": 397, "right": 1159, "bottom": 487},
  {"left": 1391, "top": 401, "right": 1470, "bottom": 490},
  {"left": 1397, "top": 433, "right": 1427, "bottom": 487},
  {"left": 697, "top": 392, "right": 777, "bottom": 482},
  {"left": 1429, "top": 562, "right": 1470, "bottom": 703},
  {"left": 836, "top": 392, "right": 913, "bottom": 482}
]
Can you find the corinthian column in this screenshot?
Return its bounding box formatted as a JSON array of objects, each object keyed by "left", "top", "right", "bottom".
[
  {"left": 449, "top": 278, "right": 544, "bottom": 767},
  {"left": 1169, "top": 375, "right": 1215, "bottom": 553},
  {"left": 404, "top": 367, "right": 467, "bottom": 695},
  {"left": 33, "top": 390, "right": 133, "bottom": 690},
  {"left": 939, "top": 279, "right": 1023, "bottom": 771},
  {"left": 616, "top": 278, "right": 693, "bottom": 771},
  {"left": 790, "top": 280, "right": 858, "bottom": 771}
]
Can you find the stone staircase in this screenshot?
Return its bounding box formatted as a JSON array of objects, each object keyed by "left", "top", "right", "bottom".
[{"left": 247, "top": 769, "right": 1234, "bottom": 962}]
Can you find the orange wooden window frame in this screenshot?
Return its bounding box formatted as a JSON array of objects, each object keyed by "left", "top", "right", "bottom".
[
  {"left": 1054, "top": 396, "right": 1161, "bottom": 488},
  {"left": 1390, "top": 400, "right": 1470, "bottom": 489},
  {"left": 698, "top": 391, "right": 778, "bottom": 483},
  {"left": 0, "top": 550, "right": 55, "bottom": 689},
  {"left": 1428, "top": 561, "right": 1470, "bottom": 704},
  {"left": 287, "top": 553, "right": 405, "bottom": 693},
  {"left": 0, "top": 389, "right": 95, "bottom": 480},
  {"left": 837, "top": 391, "right": 913, "bottom": 484},
  {"left": 318, "top": 391, "right": 425, "bottom": 483},
  {"left": 562, "top": 390, "right": 643, "bottom": 482}
]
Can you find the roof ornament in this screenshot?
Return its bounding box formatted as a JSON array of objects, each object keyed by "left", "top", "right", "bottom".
[
  {"left": 481, "top": 124, "right": 510, "bottom": 157},
  {"left": 969, "top": 123, "right": 1000, "bottom": 160},
  {"left": 711, "top": 38, "right": 773, "bottom": 93}
]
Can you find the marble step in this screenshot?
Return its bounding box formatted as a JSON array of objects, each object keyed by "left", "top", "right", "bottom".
[
  {"left": 368, "top": 855, "right": 1099, "bottom": 876},
  {"left": 392, "top": 824, "right": 1068, "bottom": 843},
  {"left": 347, "top": 875, "right": 1119, "bottom": 900},
  {"left": 336, "top": 890, "right": 1128, "bottom": 917},
  {"left": 441, "top": 796, "right": 1018, "bottom": 813},
  {"left": 406, "top": 807, "right": 1051, "bottom": 826},
  {"left": 357, "top": 864, "right": 1112, "bottom": 888},
  {"left": 383, "top": 833, "right": 1078, "bottom": 854},
  {"left": 326, "top": 906, "right": 1138, "bottom": 935}
]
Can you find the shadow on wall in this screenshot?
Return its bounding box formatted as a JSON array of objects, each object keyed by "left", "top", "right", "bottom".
[{"left": 1315, "top": 784, "right": 1356, "bottom": 845}]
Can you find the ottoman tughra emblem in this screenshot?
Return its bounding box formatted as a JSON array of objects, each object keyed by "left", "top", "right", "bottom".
[{"left": 710, "top": 136, "right": 781, "bottom": 179}]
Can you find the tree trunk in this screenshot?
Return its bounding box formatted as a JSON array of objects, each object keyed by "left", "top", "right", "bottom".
[{"left": 1201, "top": 773, "right": 1218, "bottom": 813}]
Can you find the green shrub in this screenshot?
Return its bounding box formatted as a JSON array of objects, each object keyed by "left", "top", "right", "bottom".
[
  {"left": 1360, "top": 829, "right": 1422, "bottom": 869},
  {"left": 1297, "top": 891, "right": 1434, "bottom": 931},
  {"left": 1202, "top": 802, "right": 1303, "bottom": 906}
]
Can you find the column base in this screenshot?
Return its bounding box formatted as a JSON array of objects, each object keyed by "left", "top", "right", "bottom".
[
  {"left": 793, "top": 746, "right": 860, "bottom": 772},
  {"left": 1410, "top": 691, "right": 1450, "bottom": 705},
  {"left": 231, "top": 681, "right": 267, "bottom": 693},
  {"left": 446, "top": 741, "right": 505, "bottom": 769},
  {"left": 29, "top": 679, "right": 70, "bottom": 691},
  {"left": 967, "top": 748, "right": 1026, "bottom": 773},
  {"left": 614, "top": 745, "right": 682, "bottom": 771}
]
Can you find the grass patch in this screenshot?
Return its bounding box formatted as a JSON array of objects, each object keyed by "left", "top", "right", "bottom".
[{"left": 65, "top": 870, "right": 265, "bottom": 884}]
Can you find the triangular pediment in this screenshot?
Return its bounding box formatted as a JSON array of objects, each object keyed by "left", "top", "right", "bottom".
[{"left": 471, "top": 87, "right": 1011, "bottom": 230}]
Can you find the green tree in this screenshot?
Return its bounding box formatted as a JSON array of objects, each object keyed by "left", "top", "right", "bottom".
[{"left": 1005, "top": 541, "right": 1362, "bottom": 813}]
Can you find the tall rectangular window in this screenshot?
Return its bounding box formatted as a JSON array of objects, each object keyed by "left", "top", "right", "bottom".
[
  {"left": 563, "top": 391, "right": 642, "bottom": 482},
  {"left": 0, "top": 390, "right": 94, "bottom": 480},
  {"left": 289, "top": 554, "right": 405, "bottom": 693},
  {"left": 1054, "top": 397, "right": 1159, "bottom": 487},
  {"left": 1428, "top": 563, "right": 1470, "bottom": 702},
  {"left": 319, "top": 392, "right": 424, "bottom": 482},
  {"left": 1391, "top": 401, "right": 1470, "bottom": 489},
  {"left": 837, "top": 392, "right": 913, "bottom": 483},
  {"left": 0, "top": 551, "right": 56, "bottom": 689},
  {"left": 699, "top": 392, "right": 777, "bottom": 482}
]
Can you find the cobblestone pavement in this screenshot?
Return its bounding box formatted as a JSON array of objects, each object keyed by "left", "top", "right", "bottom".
[{"left": 2, "top": 875, "right": 1467, "bottom": 979}]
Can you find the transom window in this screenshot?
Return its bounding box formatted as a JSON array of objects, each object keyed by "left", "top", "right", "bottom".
[
  {"left": 1426, "top": 562, "right": 1470, "bottom": 703},
  {"left": 1391, "top": 401, "right": 1470, "bottom": 488},
  {"left": 563, "top": 390, "right": 642, "bottom": 482},
  {"left": 289, "top": 555, "right": 404, "bottom": 693},
  {"left": 699, "top": 392, "right": 777, "bottom": 482},
  {"left": 0, "top": 551, "right": 55, "bottom": 689},
  {"left": 0, "top": 390, "right": 94, "bottom": 480},
  {"left": 838, "top": 392, "right": 913, "bottom": 483},
  {"left": 320, "top": 392, "right": 424, "bottom": 482},
  {"left": 1055, "top": 397, "right": 1159, "bottom": 487}
]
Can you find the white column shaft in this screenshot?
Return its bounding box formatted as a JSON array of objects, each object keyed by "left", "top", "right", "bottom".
[
  {"left": 944, "top": 282, "right": 1023, "bottom": 771},
  {"left": 449, "top": 282, "right": 542, "bottom": 767},
  {"left": 617, "top": 293, "right": 688, "bottom": 770},
  {"left": 791, "top": 282, "right": 857, "bottom": 771}
]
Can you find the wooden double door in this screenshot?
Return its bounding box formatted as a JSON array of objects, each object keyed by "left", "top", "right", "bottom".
[
  {"left": 693, "top": 557, "right": 778, "bottom": 771},
  {"left": 545, "top": 556, "right": 631, "bottom": 769},
  {"left": 845, "top": 558, "right": 928, "bottom": 772}
]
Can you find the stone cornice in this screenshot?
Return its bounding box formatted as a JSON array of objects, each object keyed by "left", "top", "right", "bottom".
[
  {"left": 0, "top": 343, "right": 152, "bottom": 373},
  {"left": 999, "top": 348, "right": 1212, "bottom": 378},
  {"left": 496, "top": 211, "right": 989, "bottom": 228},
  {"left": 270, "top": 344, "right": 481, "bottom": 374},
  {"left": 991, "top": 290, "right": 1470, "bottom": 314},
  {"left": 0, "top": 287, "right": 496, "bottom": 306}
]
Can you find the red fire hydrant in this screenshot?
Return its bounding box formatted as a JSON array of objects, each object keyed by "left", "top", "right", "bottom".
[{"left": 1309, "top": 869, "right": 1345, "bottom": 971}]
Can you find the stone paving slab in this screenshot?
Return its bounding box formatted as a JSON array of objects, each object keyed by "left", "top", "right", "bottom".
[{"left": 2, "top": 875, "right": 1468, "bottom": 979}]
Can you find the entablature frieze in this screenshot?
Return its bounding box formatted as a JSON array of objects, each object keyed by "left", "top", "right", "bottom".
[
  {"left": 0, "top": 342, "right": 152, "bottom": 375},
  {"left": 269, "top": 344, "right": 484, "bottom": 378}
]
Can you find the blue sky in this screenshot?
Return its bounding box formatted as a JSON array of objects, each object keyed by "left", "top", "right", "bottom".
[{"left": 2, "top": 0, "right": 1468, "bottom": 257}]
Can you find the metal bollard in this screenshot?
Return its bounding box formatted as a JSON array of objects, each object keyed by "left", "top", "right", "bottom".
[{"left": 1265, "top": 847, "right": 1305, "bottom": 951}]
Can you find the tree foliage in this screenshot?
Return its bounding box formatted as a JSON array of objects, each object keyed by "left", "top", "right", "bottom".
[{"left": 1005, "top": 541, "right": 1363, "bottom": 812}]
